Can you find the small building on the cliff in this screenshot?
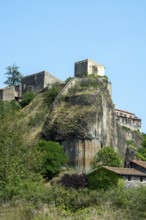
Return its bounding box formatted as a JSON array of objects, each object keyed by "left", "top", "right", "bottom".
[
  {"left": 115, "top": 109, "right": 141, "bottom": 130},
  {"left": 0, "top": 70, "right": 62, "bottom": 101},
  {"left": 74, "top": 59, "right": 105, "bottom": 77},
  {"left": 0, "top": 85, "right": 22, "bottom": 101},
  {"left": 22, "top": 71, "right": 62, "bottom": 94}
]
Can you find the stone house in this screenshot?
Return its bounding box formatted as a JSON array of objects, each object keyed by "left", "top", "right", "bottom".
[
  {"left": 115, "top": 108, "right": 141, "bottom": 130},
  {"left": 99, "top": 165, "right": 146, "bottom": 187}
]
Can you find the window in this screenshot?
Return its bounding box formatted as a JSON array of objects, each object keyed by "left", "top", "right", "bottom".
[
  {"left": 140, "top": 177, "right": 143, "bottom": 182},
  {"left": 128, "top": 176, "right": 131, "bottom": 181}
]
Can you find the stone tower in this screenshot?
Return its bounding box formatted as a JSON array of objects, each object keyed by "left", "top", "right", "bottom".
[{"left": 74, "top": 59, "right": 105, "bottom": 77}]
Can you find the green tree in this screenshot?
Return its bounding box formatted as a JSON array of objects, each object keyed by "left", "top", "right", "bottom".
[
  {"left": 0, "top": 101, "right": 42, "bottom": 200},
  {"left": 92, "top": 146, "right": 122, "bottom": 168},
  {"left": 4, "top": 64, "right": 22, "bottom": 86},
  {"left": 37, "top": 140, "right": 68, "bottom": 179}
]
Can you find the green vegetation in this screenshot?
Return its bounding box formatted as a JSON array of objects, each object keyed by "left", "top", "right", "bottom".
[
  {"left": 44, "top": 83, "right": 61, "bottom": 107},
  {"left": 36, "top": 140, "right": 67, "bottom": 179},
  {"left": 1, "top": 185, "right": 146, "bottom": 220},
  {"left": 92, "top": 146, "right": 122, "bottom": 168},
  {"left": 65, "top": 76, "right": 73, "bottom": 84},
  {"left": 87, "top": 167, "right": 120, "bottom": 190},
  {"left": 20, "top": 91, "right": 36, "bottom": 107},
  {"left": 137, "top": 133, "right": 146, "bottom": 160},
  {"left": 0, "top": 101, "right": 43, "bottom": 202},
  {"left": 4, "top": 64, "right": 22, "bottom": 86},
  {"left": 1, "top": 78, "right": 146, "bottom": 220}
]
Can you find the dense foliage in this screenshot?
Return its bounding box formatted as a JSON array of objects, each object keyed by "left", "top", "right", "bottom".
[
  {"left": 20, "top": 91, "right": 36, "bottom": 107},
  {"left": 60, "top": 173, "right": 88, "bottom": 189},
  {"left": 4, "top": 64, "right": 22, "bottom": 86},
  {"left": 92, "top": 146, "right": 122, "bottom": 168},
  {"left": 36, "top": 140, "right": 68, "bottom": 179},
  {"left": 44, "top": 83, "right": 61, "bottom": 107},
  {"left": 0, "top": 101, "right": 43, "bottom": 201},
  {"left": 137, "top": 133, "right": 146, "bottom": 161},
  {"left": 87, "top": 167, "right": 120, "bottom": 190}
]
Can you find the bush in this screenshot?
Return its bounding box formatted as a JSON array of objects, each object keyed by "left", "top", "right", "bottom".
[
  {"left": 36, "top": 140, "right": 68, "bottom": 179},
  {"left": 60, "top": 173, "right": 88, "bottom": 189},
  {"left": 87, "top": 167, "right": 120, "bottom": 190},
  {"left": 92, "top": 146, "right": 122, "bottom": 168},
  {"left": 44, "top": 84, "right": 61, "bottom": 107},
  {"left": 20, "top": 92, "right": 36, "bottom": 107}
]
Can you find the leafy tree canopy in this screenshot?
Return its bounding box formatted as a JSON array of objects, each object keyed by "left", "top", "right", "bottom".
[
  {"left": 4, "top": 64, "right": 22, "bottom": 86},
  {"left": 92, "top": 146, "right": 122, "bottom": 168},
  {"left": 0, "top": 101, "right": 42, "bottom": 200},
  {"left": 36, "top": 140, "right": 68, "bottom": 179}
]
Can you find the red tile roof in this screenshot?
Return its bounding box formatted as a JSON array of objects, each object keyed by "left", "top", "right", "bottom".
[
  {"left": 103, "top": 166, "right": 146, "bottom": 176},
  {"left": 131, "top": 160, "right": 146, "bottom": 169}
]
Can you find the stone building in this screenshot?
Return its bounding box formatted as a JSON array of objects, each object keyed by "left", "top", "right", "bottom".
[
  {"left": 130, "top": 160, "right": 146, "bottom": 173},
  {"left": 0, "top": 85, "right": 21, "bottom": 101},
  {"left": 22, "top": 71, "right": 62, "bottom": 94},
  {"left": 95, "top": 165, "right": 146, "bottom": 187},
  {"left": 0, "top": 70, "right": 62, "bottom": 101},
  {"left": 74, "top": 59, "right": 105, "bottom": 77},
  {"left": 115, "top": 109, "right": 141, "bottom": 130}
]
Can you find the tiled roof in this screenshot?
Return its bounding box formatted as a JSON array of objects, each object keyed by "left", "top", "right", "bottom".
[
  {"left": 103, "top": 166, "right": 146, "bottom": 176},
  {"left": 131, "top": 160, "right": 146, "bottom": 169},
  {"left": 115, "top": 108, "right": 135, "bottom": 115}
]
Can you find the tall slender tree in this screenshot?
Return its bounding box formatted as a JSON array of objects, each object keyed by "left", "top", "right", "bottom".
[{"left": 4, "top": 64, "right": 22, "bottom": 86}]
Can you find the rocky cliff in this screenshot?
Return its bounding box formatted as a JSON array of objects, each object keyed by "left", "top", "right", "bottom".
[{"left": 41, "top": 76, "right": 143, "bottom": 172}]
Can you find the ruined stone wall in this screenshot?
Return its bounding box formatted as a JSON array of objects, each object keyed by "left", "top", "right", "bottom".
[
  {"left": 22, "top": 71, "right": 45, "bottom": 94},
  {"left": 2, "top": 87, "right": 16, "bottom": 101},
  {"left": 22, "top": 71, "right": 62, "bottom": 94}
]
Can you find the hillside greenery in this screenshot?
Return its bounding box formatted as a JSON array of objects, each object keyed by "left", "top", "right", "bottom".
[
  {"left": 0, "top": 84, "right": 146, "bottom": 220},
  {"left": 92, "top": 146, "right": 122, "bottom": 168}
]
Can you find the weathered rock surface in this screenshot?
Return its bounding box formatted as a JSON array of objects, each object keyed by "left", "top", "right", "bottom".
[{"left": 42, "top": 76, "right": 143, "bottom": 171}]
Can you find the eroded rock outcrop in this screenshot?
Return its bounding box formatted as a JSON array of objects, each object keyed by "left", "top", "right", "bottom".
[{"left": 43, "top": 76, "right": 141, "bottom": 171}]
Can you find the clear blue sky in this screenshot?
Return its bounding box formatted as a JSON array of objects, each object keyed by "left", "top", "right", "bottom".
[{"left": 0, "top": 0, "right": 146, "bottom": 132}]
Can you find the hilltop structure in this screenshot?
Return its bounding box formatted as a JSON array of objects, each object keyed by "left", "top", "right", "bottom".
[
  {"left": 74, "top": 58, "right": 105, "bottom": 77},
  {"left": 115, "top": 109, "right": 141, "bottom": 131},
  {"left": 22, "top": 70, "right": 62, "bottom": 94},
  {"left": 0, "top": 59, "right": 142, "bottom": 171},
  {"left": 0, "top": 70, "right": 62, "bottom": 101},
  {"left": 0, "top": 85, "right": 22, "bottom": 101}
]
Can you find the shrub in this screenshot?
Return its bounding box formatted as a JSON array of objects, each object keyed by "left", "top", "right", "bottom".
[
  {"left": 65, "top": 77, "right": 73, "bottom": 84},
  {"left": 36, "top": 140, "right": 68, "bottom": 179},
  {"left": 60, "top": 173, "right": 88, "bottom": 189},
  {"left": 44, "top": 84, "right": 60, "bottom": 107},
  {"left": 92, "top": 146, "right": 122, "bottom": 168},
  {"left": 87, "top": 167, "right": 120, "bottom": 190},
  {"left": 20, "top": 92, "right": 36, "bottom": 107}
]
